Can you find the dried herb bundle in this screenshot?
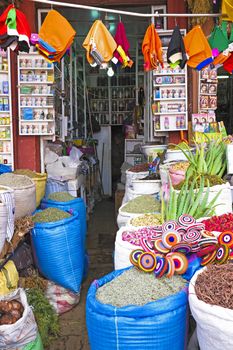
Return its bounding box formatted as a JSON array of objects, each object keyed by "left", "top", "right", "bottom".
[{"left": 195, "top": 264, "right": 233, "bottom": 309}]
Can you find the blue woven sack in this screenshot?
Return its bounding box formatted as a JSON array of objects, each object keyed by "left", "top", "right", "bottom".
[
  {"left": 40, "top": 196, "right": 87, "bottom": 243},
  {"left": 45, "top": 179, "right": 68, "bottom": 198},
  {"left": 31, "top": 211, "right": 84, "bottom": 292},
  {"left": 86, "top": 268, "right": 188, "bottom": 350},
  {"left": 0, "top": 164, "right": 12, "bottom": 174}
]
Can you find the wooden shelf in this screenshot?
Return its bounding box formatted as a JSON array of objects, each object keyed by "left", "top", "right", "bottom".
[
  {"left": 153, "top": 112, "right": 186, "bottom": 115},
  {"left": 20, "top": 105, "right": 54, "bottom": 109},
  {"left": 153, "top": 98, "right": 186, "bottom": 101}
]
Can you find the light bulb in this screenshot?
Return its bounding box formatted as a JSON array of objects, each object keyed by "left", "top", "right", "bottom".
[{"left": 107, "top": 67, "right": 114, "bottom": 77}]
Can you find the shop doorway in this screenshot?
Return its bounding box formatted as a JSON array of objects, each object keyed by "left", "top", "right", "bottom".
[{"left": 216, "top": 68, "right": 233, "bottom": 134}]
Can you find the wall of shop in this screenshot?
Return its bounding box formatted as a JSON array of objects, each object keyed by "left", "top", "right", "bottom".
[
  {"left": 11, "top": 0, "right": 191, "bottom": 171},
  {"left": 11, "top": 0, "right": 41, "bottom": 171}
]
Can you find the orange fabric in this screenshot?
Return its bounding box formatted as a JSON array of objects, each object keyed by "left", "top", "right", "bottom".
[
  {"left": 184, "top": 26, "right": 212, "bottom": 68},
  {"left": 39, "top": 10, "right": 76, "bottom": 54},
  {"left": 82, "top": 20, "right": 117, "bottom": 64},
  {"left": 142, "top": 24, "right": 163, "bottom": 71},
  {"left": 213, "top": 52, "right": 231, "bottom": 66}
]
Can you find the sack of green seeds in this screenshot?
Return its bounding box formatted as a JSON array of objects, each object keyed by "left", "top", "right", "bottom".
[
  {"left": 31, "top": 208, "right": 84, "bottom": 293},
  {"left": 86, "top": 267, "right": 188, "bottom": 350}
]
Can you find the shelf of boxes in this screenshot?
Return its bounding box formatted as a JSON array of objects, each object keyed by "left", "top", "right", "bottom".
[
  {"left": 18, "top": 52, "right": 55, "bottom": 136},
  {"left": 0, "top": 49, "right": 14, "bottom": 168},
  {"left": 150, "top": 30, "right": 188, "bottom": 135}
]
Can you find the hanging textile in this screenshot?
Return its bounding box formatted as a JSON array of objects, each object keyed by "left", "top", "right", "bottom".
[
  {"left": 0, "top": 4, "right": 31, "bottom": 52},
  {"left": 142, "top": 23, "right": 163, "bottom": 71},
  {"left": 113, "top": 21, "right": 133, "bottom": 68},
  {"left": 184, "top": 25, "right": 213, "bottom": 70},
  {"left": 83, "top": 20, "right": 117, "bottom": 66},
  {"left": 223, "top": 52, "right": 233, "bottom": 72},
  {"left": 36, "top": 10, "right": 75, "bottom": 63},
  {"left": 167, "top": 26, "right": 187, "bottom": 69},
  {"left": 222, "top": 0, "right": 233, "bottom": 22}
]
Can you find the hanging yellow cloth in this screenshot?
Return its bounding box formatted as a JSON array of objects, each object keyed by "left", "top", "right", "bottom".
[
  {"left": 222, "top": 0, "right": 233, "bottom": 22},
  {"left": 184, "top": 26, "right": 213, "bottom": 70},
  {"left": 82, "top": 20, "right": 117, "bottom": 65},
  {"left": 142, "top": 23, "right": 163, "bottom": 71}
]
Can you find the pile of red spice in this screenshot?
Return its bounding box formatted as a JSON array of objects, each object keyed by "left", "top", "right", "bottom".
[{"left": 201, "top": 213, "right": 233, "bottom": 232}]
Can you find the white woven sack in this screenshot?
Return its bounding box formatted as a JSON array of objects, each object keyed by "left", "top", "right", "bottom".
[
  {"left": 114, "top": 227, "right": 139, "bottom": 270},
  {"left": 189, "top": 268, "right": 233, "bottom": 350},
  {"left": 117, "top": 212, "right": 129, "bottom": 229},
  {"left": 0, "top": 288, "right": 38, "bottom": 349},
  {"left": 125, "top": 170, "right": 148, "bottom": 191},
  {"left": 206, "top": 182, "right": 232, "bottom": 216},
  {"left": 0, "top": 185, "right": 15, "bottom": 241},
  {"left": 0, "top": 202, "right": 7, "bottom": 254},
  {"left": 226, "top": 144, "right": 233, "bottom": 174},
  {"left": 46, "top": 281, "right": 80, "bottom": 315},
  {"left": 12, "top": 176, "right": 36, "bottom": 219},
  {"left": 122, "top": 187, "right": 142, "bottom": 206}
]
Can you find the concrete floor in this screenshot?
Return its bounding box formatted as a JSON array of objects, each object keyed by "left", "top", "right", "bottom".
[{"left": 47, "top": 198, "right": 117, "bottom": 350}]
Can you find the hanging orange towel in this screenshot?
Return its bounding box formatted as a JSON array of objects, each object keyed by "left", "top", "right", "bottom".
[
  {"left": 184, "top": 26, "right": 213, "bottom": 70},
  {"left": 39, "top": 10, "right": 76, "bottom": 54},
  {"left": 222, "top": 0, "right": 233, "bottom": 22},
  {"left": 213, "top": 52, "right": 231, "bottom": 67},
  {"left": 83, "top": 20, "right": 117, "bottom": 65},
  {"left": 142, "top": 23, "right": 163, "bottom": 71}
]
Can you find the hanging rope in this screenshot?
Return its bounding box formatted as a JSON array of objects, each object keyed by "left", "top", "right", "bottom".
[{"left": 30, "top": 0, "right": 222, "bottom": 18}]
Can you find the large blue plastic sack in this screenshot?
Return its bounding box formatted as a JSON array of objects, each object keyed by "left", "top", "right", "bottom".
[
  {"left": 86, "top": 268, "right": 188, "bottom": 350},
  {"left": 0, "top": 164, "right": 12, "bottom": 174},
  {"left": 41, "top": 196, "right": 87, "bottom": 241},
  {"left": 45, "top": 179, "right": 68, "bottom": 198},
  {"left": 31, "top": 211, "right": 84, "bottom": 292}
]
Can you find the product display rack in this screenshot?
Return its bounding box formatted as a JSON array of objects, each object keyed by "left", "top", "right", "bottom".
[
  {"left": 17, "top": 50, "right": 55, "bottom": 137},
  {"left": 87, "top": 53, "right": 140, "bottom": 126},
  {"left": 124, "top": 138, "right": 144, "bottom": 165},
  {"left": 148, "top": 30, "right": 188, "bottom": 139},
  {"left": 0, "top": 49, "right": 14, "bottom": 168}
]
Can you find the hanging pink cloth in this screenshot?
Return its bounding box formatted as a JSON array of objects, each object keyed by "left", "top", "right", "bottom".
[{"left": 114, "top": 21, "right": 133, "bottom": 67}]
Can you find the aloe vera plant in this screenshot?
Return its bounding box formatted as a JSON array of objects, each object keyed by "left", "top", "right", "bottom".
[
  {"left": 170, "top": 139, "right": 226, "bottom": 178},
  {"left": 162, "top": 175, "right": 222, "bottom": 221}
]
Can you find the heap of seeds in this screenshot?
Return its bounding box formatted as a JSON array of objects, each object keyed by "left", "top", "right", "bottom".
[
  {"left": 48, "top": 192, "right": 75, "bottom": 202},
  {"left": 130, "top": 213, "right": 162, "bottom": 227},
  {"left": 96, "top": 267, "right": 186, "bottom": 307},
  {"left": 33, "top": 208, "right": 71, "bottom": 223},
  {"left": 121, "top": 195, "right": 161, "bottom": 214},
  {"left": 14, "top": 169, "right": 43, "bottom": 179},
  {"left": 0, "top": 173, "right": 33, "bottom": 188}
]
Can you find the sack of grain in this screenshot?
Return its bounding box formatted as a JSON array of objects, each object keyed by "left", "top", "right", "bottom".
[
  {"left": 86, "top": 267, "right": 188, "bottom": 350},
  {"left": 14, "top": 169, "right": 47, "bottom": 208},
  {"left": 45, "top": 178, "right": 69, "bottom": 198},
  {"left": 31, "top": 208, "right": 84, "bottom": 293},
  {"left": 0, "top": 174, "right": 36, "bottom": 219}
]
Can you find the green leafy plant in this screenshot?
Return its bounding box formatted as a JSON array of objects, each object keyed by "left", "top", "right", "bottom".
[
  {"left": 26, "top": 288, "right": 59, "bottom": 347},
  {"left": 162, "top": 175, "right": 222, "bottom": 221}
]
